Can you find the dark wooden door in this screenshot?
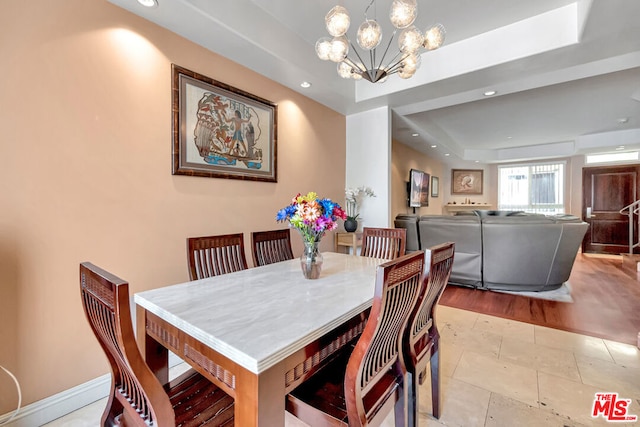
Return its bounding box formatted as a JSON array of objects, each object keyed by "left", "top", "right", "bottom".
[{"left": 582, "top": 165, "right": 640, "bottom": 254}]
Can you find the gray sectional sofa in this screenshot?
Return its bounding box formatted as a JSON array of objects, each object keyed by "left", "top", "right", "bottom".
[{"left": 395, "top": 212, "right": 588, "bottom": 292}]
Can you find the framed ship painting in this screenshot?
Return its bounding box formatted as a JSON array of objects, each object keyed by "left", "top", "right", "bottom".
[{"left": 172, "top": 64, "right": 277, "bottom": 182}]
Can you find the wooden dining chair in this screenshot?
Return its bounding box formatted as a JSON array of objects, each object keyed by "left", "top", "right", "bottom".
[
  {"left": 286, "top": 250, "right": 426, "bottom": 427},
  {"left": 404, "top": 242, "right": 455, "bottom": 425},
  {"left": 360, "top": 227, "right": 407, "bottom": 259},
  {"left": 187, "top": 233, "right": 248, "bottom": 280},
  {"left": 251, "top": 228, "right": 294, "bottom": 267},
  {"left": 79, "top": 262, "right": 234, "bottom": 427}
]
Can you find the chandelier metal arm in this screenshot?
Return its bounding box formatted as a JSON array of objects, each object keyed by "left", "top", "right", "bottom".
[
  {"left": 343, "top": 55, "right": 366, "bottom": 74},
  {"left": 363, "top": 0, "right": 376, "bottom": 20},
  {"left": 385, "top": 52, "right": 411, "bottom": 75},
  {"left": 369, "top": 50, "right": 377, "bottom": 79},
  {"left": 347, "top": 42, "right": 370, "bottom": 73},
  {"left": 373, "top": 29, "right": 397, "bottom": 72}
]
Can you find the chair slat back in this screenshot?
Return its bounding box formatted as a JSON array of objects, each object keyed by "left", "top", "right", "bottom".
[
  {"left": 187, "top": 233, "right": 248, "bottom": 280},
  {"left": 407, "top": 242, "right": 455, "bottom": 363},
  {"left": 251, "top": 229, "right": 294, "bottom": 266},
  {"left": 80, "top": 262, "right": 173, "bottom": 426},
  {"left": 360, "top": 227, "right": 407, "bottom": 260},
  {"left": 344, "top": 250, "right": 426, "bottom": 425}
]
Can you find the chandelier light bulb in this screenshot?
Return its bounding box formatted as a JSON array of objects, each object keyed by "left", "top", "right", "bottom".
[
  {"left": 315, "top": 37, "right": 333, "bottom": 61},
  {"left": 398, "top": 25, "right": 424, "bottom": 54},
  {"left": 351, "top": 62, "right": 365, "bottom": 80},
  {"left": 325, "top": 5, "right": 350, "bottom": 37},
  {"left": 328, "top": 36, "right": 349, "bottom": 62},
  {"left": 402, "top": 53, "right": 421, "bottom": 71},
  {"left": 398, "top": 66, "right": 416, "bottom": 79},
  {"left": 389, "top": 0, "right": 417, "bottom": 29},
  {"left": 398, "top": 52, "right": 420, "bottom": 79},
  {"left": 357, "top": 19, "right": 382, "bottom": 50},
  {"left": 424, "top": 23, "right": 446, "bottom": 50},
  {"left": 337, "top": 62, "right": 354, "bottom": 78}
]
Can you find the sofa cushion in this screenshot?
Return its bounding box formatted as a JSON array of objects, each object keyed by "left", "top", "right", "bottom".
[
  {"left": 481, "top": 216, "right": 555, "bottom": 225},
  {"left": 547, "top": 214, "right": 582, "bottom": 223},
  {"left": 474, "top": 210, "right": 526, "bottom": 217}
]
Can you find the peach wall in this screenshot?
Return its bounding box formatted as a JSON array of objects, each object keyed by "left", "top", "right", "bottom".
[
  {"left": 391, "top": 141, "right": 443, "bottom": 218},
  {"left": 0, "top": 0, "right": 345, "bottom": 412}
]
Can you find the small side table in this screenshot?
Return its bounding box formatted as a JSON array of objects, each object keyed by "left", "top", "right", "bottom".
[{"left": 334, "top": 232, "right": 362, "bottom": 254}]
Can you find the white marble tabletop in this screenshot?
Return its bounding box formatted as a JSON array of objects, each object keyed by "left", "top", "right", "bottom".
[{"left": 135, "top": 252, "right": 382, "bottom": 374}]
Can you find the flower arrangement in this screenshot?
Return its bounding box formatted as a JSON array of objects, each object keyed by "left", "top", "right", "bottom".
[
  {"left": 276, "top": 192, "right": 347, "bottom": 245},
  {"left": 345, "top": 186, "right": 376, "bottom": 220}
]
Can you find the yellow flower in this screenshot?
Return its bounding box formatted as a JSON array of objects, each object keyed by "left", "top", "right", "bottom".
[{"left": 301, "top": 192, "right": 317, "bottom": 203}]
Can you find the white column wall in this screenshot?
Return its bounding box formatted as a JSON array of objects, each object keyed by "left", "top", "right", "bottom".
[{"left": 345, "top": 106, "right": 391, "bottom": 228}]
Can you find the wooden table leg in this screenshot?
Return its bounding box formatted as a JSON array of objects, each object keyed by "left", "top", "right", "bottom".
[
  {"left": 235, "top": 363, "right": 286, "bottom": 426},
  {"left": 136, "top": 305, "right": 169, "bottom": 385}
]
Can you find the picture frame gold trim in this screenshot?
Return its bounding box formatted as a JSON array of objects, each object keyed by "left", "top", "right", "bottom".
[
  {"left": 451, "top": 169, "right": 483, "bottom": 195},
  {"left": 171, "top": 64, "right": 277, "bottom": 182}
]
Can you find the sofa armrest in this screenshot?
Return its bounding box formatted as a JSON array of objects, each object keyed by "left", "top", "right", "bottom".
[
  {"left": 419, "top": 215, "right": 482, "bottom": 287},
  {"left": 547, "top": 222, "right": 589, "bottom": 284},
  {"left": 394, "top": 214, "right": 420, "bottom": 252}
]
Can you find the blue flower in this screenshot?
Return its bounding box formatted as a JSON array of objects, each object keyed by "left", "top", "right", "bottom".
[
  {"left": 275, "top": 205, "right": 296, "bottom": 221},
  {"left": 319, "top": 198, "right": 335, "bottom": 218}
]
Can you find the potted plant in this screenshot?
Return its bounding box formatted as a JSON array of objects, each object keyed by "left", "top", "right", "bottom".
[{"left": 344, "top": 186, "right": 376, "bottom": 232}]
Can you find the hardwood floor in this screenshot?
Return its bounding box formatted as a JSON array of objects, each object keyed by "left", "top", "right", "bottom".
[{"left": 439, "top": 253, "right": 640, "bottom": 346}]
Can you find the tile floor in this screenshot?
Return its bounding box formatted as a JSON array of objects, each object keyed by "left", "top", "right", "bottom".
[{"left": 44, "top": 306, "right": 640, "bottom": 426}]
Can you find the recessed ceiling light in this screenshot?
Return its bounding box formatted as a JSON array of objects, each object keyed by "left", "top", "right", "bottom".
[
  {"left": 616, "top": 146, "right": 625, "bottom": 150},
  {"left": 474, "top": 160, "right": 479, "bottom": 163},
  {"left": 617, "top": 117, "right": 629, "bottom": 124},
  {"left": 444, "top": 153, "right": 450, "bottom": 156},
  {"left": 430, "top": 144, "right": 437, "bottom": 148},
  {"left": 483, "top": 90, "right": 497, "bottom": 96},
  {"left": 137, "top": 0, "right": 158, "bottom": 7},
  {"left": 300, "top": 81, "right": 311, "bottom": 88},
  {"left": 507, "top": 136, "right": 513, "bottom": 139},
  {"left": 412, "top": 133, "right": 419, "bottom": 137}
]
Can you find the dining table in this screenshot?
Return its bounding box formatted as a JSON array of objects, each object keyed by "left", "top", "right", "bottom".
[{"left": 134, "top": 251, "right": 382, "bottom": 426}]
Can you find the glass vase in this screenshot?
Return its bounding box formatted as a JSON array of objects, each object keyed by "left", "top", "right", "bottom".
[{"left": 300, "top": 240, "right": 323, "bottom": 279}]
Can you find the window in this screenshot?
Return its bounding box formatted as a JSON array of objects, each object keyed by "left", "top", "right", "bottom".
[
  {"left": 586, "top": 151, "right": 639, "bottom": 164},
  {"left": 498, "top": 162, "right": 565, "bottom": 214}
]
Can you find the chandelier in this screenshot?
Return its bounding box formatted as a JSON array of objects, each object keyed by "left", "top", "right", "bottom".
[{"left": 315, "top": 0, "right": 445, "bottom": 83}]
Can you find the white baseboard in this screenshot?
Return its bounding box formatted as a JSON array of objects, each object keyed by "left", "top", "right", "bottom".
[
  {"left": 0, "top": 353, "right": 183, "bottom": 426},
  {"left": 0, "top": 373, "right": 110, "bottom": 427}
]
